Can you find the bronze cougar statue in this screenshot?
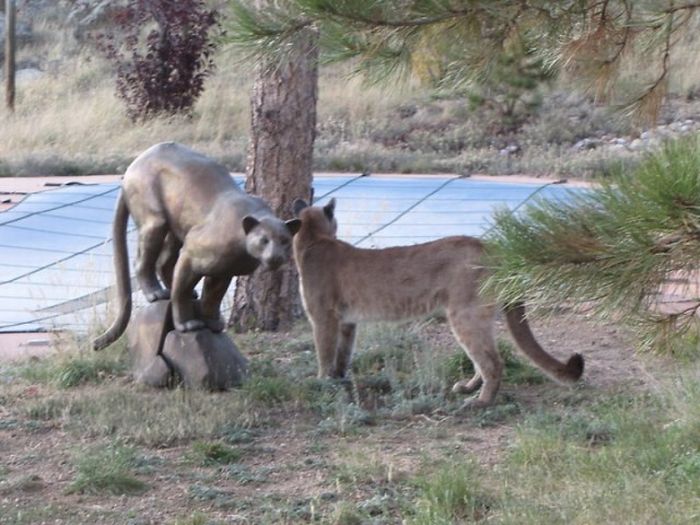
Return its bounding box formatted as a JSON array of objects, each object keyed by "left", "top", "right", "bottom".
[
  {"left": 292, "top": 198, "right": 584, "bottom": 409},
  {"left": 93, "top": 142, "right": 301, "bottom": 350}
]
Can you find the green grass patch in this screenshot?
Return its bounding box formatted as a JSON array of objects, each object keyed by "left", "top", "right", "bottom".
[
  {"left": 34, "top": 386, "right": 259, "bottom": 447},
  {"left": 15, "top": 343, "right": 128, "bottom": 388},
  {"left": 410, "top": 461, "right": 492, "bottom": 525},
  {"left": 329, "top": 502, "right": 368, "bottom": 525},
  {"left": 188, "top": 441, "right": 242, "bottom": 466},
  {"left": 352, "top": 323, "right": 422, "bottom": 377},
  {"left": 172, "top": 512, "right": 221, "bottom": 525},
  {"left": 241, "top": 375, "right": 296, "bottom": 405},
  {"left": 67, "top": 442, "right": 148, "bottom": 496},
  {"left": 396, "top": 377, "right": 700, "bottom": 523},
  {"left": 491, "top": 384, "right": 700, "bottom": 523}
]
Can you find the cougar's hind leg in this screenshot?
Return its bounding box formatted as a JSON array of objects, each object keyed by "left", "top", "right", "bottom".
[
  {"left": 136, "top": 219, "right": 170, "bottom": 302},
  {"left": 447, "top": 303, "right": 502, "bottom": 409},
  {"left": 156, "top": 233, "right": 181, "bottom": 292},
  {"left": 200, "top": 275, "right": 233, "bottom": 332},
  {"left": 311, "top": 314, "right": 341, "bottom": 379},
  {"left": 171, "top": 252, "right": 205, "bottom": 332},
  {"left": 334, "top": 323, "right": 357, "bottom": 378}
]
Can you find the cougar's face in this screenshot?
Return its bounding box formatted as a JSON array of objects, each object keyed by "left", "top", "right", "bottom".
[{"left": 243, "top": 216, "right": 301, "bottom": 270}]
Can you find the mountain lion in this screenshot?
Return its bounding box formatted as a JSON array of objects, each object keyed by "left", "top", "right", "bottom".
[
  {"left": 291, "top": 198, "right": 584, "bottom": 408},
  {"left": 93, "top": 142, "right": 301, "bottom": 351}
]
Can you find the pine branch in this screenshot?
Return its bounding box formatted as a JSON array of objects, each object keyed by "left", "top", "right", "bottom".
[
  {"left": 485, "top": 136, "right": 700, "bottom": 352},
  {"left": 224, "top": 0, "right": 700, "bottom": 124}
]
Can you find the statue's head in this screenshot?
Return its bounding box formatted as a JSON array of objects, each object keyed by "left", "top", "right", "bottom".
[{"left": 242, "top": 215, "right": 302, "bottom": 270}]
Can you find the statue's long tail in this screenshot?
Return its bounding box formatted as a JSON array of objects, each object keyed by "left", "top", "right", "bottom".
[{"left": 93, "top": 191, "right": 132, "bottom": 350}]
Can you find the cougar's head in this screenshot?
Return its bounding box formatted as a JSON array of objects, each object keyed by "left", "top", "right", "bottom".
[
  {"left": 242, "top": 215, "right": 302, "bottom": 270},
  {"left": 292, "top": 198, "right": 338, "bottom": 238}
]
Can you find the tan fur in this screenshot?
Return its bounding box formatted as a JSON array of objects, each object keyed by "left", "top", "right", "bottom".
[
  {"left": 93, "top": 142, "right": 300, "bottom": 350},
  {"left": 292, "top": 199, "right": 584, "bottom": 408}
]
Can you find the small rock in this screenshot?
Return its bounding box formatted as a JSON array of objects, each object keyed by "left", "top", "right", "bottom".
[
  {"left": 657, "top": 126, "right": 674, "bottom": 137},
  {"left": 573, "top": 138, "right": 603, "bottom": 151},
  {"left": 629, "top": 138, "right": 645, "bottom": 151},
  {"left": 499, "top": 144, "right": 520, "bottom": 156}
]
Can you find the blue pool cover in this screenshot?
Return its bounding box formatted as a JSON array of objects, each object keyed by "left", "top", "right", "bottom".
[{"left": 0, "top": 174, "right": 578, "bottom": 333}]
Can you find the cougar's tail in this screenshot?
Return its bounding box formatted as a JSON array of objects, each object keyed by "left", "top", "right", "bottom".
[
  {"left": 504, "top": 302, "right": 584, "bottom": 384},
  {"left": 93, "top": 191, "right": 132, "bottom": 351}
]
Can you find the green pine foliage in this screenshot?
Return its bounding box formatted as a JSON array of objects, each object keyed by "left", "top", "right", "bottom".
[
  {"left": 485, "top": 136, "right": 700, "bottom": 351},
  {"left": 226, "top": 0, "right": 700, "bottom": 122}
]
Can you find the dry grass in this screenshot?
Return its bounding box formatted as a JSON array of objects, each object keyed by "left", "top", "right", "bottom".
[{"left": 3, "top": 6, "right": 699, "bottom": 180}]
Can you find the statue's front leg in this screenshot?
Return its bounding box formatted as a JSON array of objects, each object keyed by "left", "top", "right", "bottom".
[
  {"left": 156, "top": 233, "right": 182, "bottom": 291},
  {"left": 200, "top": 274, "right": 233, "bottom": 332},
  {"left": 171, "top": 253, "right": 205, "bottom": 332}
]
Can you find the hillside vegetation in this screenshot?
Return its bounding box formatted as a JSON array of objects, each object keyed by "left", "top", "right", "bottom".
[{"left": 1, "top": 3, "right": 699, "bottom": 178}]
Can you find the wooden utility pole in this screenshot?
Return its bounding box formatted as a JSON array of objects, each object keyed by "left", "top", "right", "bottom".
[{"left": 4, "top": 0, "right": 16, "bottom": 111}]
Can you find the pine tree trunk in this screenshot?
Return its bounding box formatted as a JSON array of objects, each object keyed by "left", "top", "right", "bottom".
[{"left": 229, "top": 27, "right": 318, "bottom": 332}]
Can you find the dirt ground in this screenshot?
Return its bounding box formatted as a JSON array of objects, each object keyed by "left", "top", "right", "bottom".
[{"left": 0, "top": 311, "right": 676, "bottom": 525}]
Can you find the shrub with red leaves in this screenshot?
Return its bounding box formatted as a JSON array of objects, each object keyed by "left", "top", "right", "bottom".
[{"left": 94, "top": 0, "right": 220, "bottom": 122}]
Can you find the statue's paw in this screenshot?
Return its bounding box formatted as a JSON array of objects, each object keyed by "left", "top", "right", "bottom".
[
  {"left": 145, "top": 289, "right": 170, "bottom": 302},
  {"left": 204, "top": 317, "right": 225, "bottom": 333},
  {"left": 175, "top": 319, "right": 206, "bottom": 332}
]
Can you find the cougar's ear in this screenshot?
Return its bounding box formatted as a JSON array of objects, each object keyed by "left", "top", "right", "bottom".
[
  {"left": 285, "top": 218, "right": 302, "bottom": 236},
  {"left": 242, "top": 215, "right": 260, "bottom": 235},
  {"left": 323, "top": 198, "right": 336, "bottom": 221},
  {"left": 293, "top": 199, "right": 308, "bottom": 217}
]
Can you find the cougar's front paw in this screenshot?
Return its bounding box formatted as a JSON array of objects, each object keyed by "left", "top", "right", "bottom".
[
  {"left": 175, "top": 319, "right": 206, "bottom": 332},
  {"left": 204, "top": 317, "right": 225, "bottom": 333},
  {"left": 145, "top": 289, "right": 171, "bottom": 302}
]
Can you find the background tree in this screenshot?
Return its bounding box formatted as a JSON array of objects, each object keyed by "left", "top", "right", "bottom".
[
  {"left": 229, "top": 20, "right": 319, "bottom": 332},
  {"left": 228, "top": 0, "right": 700, "bottom": 124},
  {"left": 95, "top": 0, "right": 220, "bottom": 121}
]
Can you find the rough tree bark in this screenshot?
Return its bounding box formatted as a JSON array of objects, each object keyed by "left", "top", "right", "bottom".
[{"left": 229, "top": 26, "right": 318, "bottom": 332}]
